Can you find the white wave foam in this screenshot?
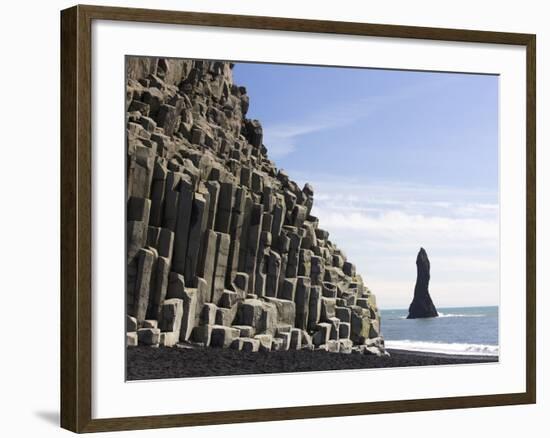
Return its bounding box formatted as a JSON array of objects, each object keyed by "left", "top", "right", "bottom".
[
  {"left": 385, "top": 340, "right": 499, "bottom": 356},
  {"left": 438, "top": 312, "right": 485, "bottom": 318}
]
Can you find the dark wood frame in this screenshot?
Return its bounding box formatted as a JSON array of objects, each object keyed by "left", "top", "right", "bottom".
[{"left": 60, "top": 4, "right": 536, "bottom": 433}]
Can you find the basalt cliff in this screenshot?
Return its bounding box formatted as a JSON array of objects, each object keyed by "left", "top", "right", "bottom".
[{"left": 125, "top": 57, "right": 386, "bottom": 355}]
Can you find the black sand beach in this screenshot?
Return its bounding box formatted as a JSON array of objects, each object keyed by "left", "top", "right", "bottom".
[{"left": 126, "top": 346, "right": 498, "bottom": 380}]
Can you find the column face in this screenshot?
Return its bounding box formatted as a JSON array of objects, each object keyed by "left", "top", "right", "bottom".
[
  {"left": 266, "top": 250, "right": 282, "bottom": 297},
  {"left": 184, "top": 192, "right": 209, "bottom": 285},
  {"left": 295, "top": 277, "right": 311, "bottom": 331},
  {"left": 214, "top": 182, "right": 235, "bottom": 234},
  {"left": 244, "top": 203, "right": 264, "bottom": 293},
  {"left": 171, "top": 176, "right": 194, "bottom": 276},
  {"left": 237, "top": 196, "right": 253, "bottom": 273},
  {"left": 308, "top": 286, "right": 323, "bottom": 331},
  {"left": 197, "top": 229, "right": 218, "bottom": 299},
  {"left": 161, "top": 171, "right": 180, "bottom": 232},
  {"left": 212, "top": 232, "right": 231, "bottom": 304},
  {"left": 132, "top": 247, "right": 157, "bottom": 324},
  {"left": 147, "top": 256, "right": 170, "bottom": 320},
  {"left": 149, "top": 160, "right": 167, "bottom": 227},
  {"left": 225, "top": 187, "right": 246, "bottom": 287},
  {"left": 205, "top": 181, "right": 220, "bottom": 231},
  {"left": 285, "top": 229, "right": 302, "bottom": 279}
]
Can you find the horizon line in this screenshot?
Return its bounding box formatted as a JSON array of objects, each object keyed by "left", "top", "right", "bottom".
[{"left": 379, "top": 304, "right": 499, "bottom": 311}]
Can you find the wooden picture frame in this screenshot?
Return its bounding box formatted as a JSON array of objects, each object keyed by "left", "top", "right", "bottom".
[{"left": 60, "top": 4, "right": 536, "bottom": 433}]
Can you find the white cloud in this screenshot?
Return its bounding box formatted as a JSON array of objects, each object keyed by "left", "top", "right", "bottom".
[
  {"left": 314, "top": 208, "right": 498, "bottom": 241},
  {"left": 300, "top": 178, "right": 500, "bottom": 309}
]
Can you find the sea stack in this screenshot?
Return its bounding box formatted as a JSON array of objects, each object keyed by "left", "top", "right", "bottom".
[{"left": 407, "top": 248, "right": 438, "bottom": 319}]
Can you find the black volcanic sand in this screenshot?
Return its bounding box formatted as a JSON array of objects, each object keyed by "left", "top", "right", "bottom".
[{"left": 126, "top": 346, "right": 498, "bottom": 380}]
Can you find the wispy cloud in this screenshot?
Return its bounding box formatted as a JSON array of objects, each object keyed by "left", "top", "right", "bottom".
[
  {"left": 263, "top": 98, "right": 376, "bottom": 159},
  {"left": 302, "top": 175, "right": 498, "bottom": 219},
  {"left": 263, "top": 74, "right": 458, "bottom": 159}
]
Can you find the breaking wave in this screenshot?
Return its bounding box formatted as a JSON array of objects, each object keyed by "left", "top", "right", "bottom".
[
  {"left": 385, "top": 340, "right": 499, "bottom": 356},
  {"left": 437, "top": 312, "right": 485, "bottom": 318}
]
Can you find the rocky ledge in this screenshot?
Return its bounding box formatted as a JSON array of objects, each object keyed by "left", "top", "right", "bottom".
[{"left": 125, "top": 57, "right": 386, "bottom": 356}]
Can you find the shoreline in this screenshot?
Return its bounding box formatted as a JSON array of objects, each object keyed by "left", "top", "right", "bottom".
[
  {"left": 127, "top": 346, "right": 498, "bottom": 381},
  {"left": 386, "top": 348, "right": 498, "bottom": 362}
]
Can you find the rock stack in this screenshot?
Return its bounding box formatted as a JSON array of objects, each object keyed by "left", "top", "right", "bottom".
[
  {"left": 407, "top": 247, "right": 438, "bottom": 319},
  {"left": 125, "top": 57, "right": 386, "bottom": 356}
]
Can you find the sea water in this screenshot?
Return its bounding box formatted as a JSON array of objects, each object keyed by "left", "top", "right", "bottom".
[{"left": 380, "top": 306, "right": 499, "bottom": 356}]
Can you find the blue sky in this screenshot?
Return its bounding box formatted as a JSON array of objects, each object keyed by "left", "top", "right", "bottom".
[{"left": 233, "top": 63, "right": 499, "bottom": 309}]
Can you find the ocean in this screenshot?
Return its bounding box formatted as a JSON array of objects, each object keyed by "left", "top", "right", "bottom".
[{"left": 380, "top": 306, "right": 499, "bottom": 356}]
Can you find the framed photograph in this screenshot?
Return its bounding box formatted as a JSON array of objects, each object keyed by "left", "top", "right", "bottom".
[{"left": 60, "top": 4, "right": 536, "bottom": 433}]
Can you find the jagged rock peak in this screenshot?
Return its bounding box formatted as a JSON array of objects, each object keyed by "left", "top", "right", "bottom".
[{"left": 407, "top": 247, "right": 438, "bottom": 319}]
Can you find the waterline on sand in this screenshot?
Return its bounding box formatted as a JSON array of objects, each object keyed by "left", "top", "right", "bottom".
[{"left": 385, "top": 340, "right": 499, "bottom": 356}]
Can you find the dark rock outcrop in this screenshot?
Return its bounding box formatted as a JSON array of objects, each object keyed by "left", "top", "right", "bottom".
[
  {"left": 407, "top": 248, "right": 438, "bottom": 319},
  {"left": 125, "top": 57, "right": 386, "bottom": 355}
]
